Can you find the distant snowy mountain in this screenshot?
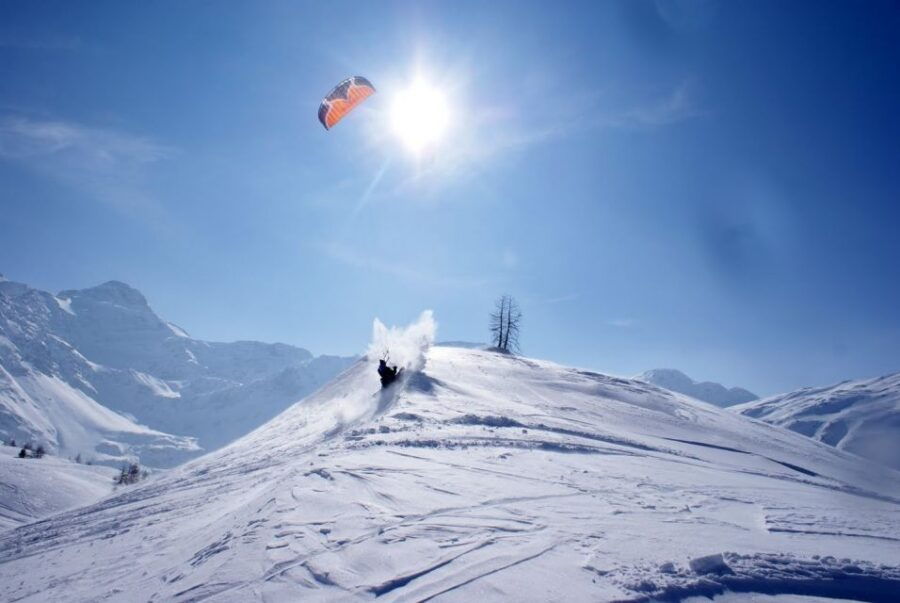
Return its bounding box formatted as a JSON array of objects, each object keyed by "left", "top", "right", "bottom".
[
  {"left": 0, "top": 274, "right": 355, "bottom": 467},
  {"left": 637, "top": 368, "right": 758, "bottom": 407},
  {"left": 0, "top": 445, "right": 116, "bottom": 532},
  {"left": 733, "top": 372, "right": 900, "bottom": 471},
  {"left": 0, "top": 277, "right": 199, "bottom": 467},
  {"left": 1, "top": 346, "right": 897, "bottom": 601}
]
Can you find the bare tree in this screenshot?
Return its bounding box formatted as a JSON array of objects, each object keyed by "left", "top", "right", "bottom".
[
  {"left": 489, "top": 297, "right": 505, "bottom": 349},
  {"left": 489, "top": 295, "right": 522, "bottom": 353}
]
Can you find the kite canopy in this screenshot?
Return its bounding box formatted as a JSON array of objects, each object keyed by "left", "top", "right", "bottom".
[{"left": 318, "top": 76, "right": 376, "bottom": 130}]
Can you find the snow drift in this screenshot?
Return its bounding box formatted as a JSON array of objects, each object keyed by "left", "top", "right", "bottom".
[{"left": 1, "top": 345, "right": 897, "bottom": 601}]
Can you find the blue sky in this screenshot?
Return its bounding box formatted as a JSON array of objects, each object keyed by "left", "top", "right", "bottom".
[{"left": 1, "top": 1, "right": 898, "bottom": 395}]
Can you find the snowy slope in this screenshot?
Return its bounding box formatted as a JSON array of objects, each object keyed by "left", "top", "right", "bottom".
[
  {"left": 733, "top": 372, "right": 900, "bottom": 471},
  {"left": 0, "top": 276, "right": 355, "bottom": 465},
  {"left": 0, "top": 364, "right": 200, "bottom": 467},
  {"left": 638, "top": 368, "right": 758, "bottom": 407},
  {"left": 0, "top": 445, "right": 116, "bottom": 532},
  {"left": 1, "top": 346, "right": 897, "bottom": 601}
]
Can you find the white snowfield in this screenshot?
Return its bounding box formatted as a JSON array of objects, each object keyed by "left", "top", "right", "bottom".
[
  {"left": 732, "top": 372, "right": 900, "bottom": 472},
  {"left": 1, "top": 346, "right": 898, "bottom": 601},
  {"left": 0, "top": 446, "right": 116, "bottom": 532}
]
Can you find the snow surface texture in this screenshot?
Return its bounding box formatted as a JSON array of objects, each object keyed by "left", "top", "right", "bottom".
[
  {"left": 638, "top": 369, "right": 758, "bottom": 407},
  {"left": 1, "top": 346, "right": 897, "bottom": 601},
  {"left": 733, "top": 372, "right": 900, "bottom": 471},
  {"left": 0, "top": 445, "right": 116, "bottom": 532},
  {"left": 0, "top": 276, "right": 355, "bottom": 467}
]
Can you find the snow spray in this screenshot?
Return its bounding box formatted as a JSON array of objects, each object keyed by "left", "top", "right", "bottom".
[{"left": 367, "top": 311, "right": 436, "bottom": 374}]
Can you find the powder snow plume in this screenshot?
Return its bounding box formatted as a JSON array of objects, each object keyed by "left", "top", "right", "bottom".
[{"left": 367, "top": 311, "right": 436, "bottom": 374}]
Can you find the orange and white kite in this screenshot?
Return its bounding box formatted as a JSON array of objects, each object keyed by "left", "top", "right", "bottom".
[{"left": 318, "top": 76, "right": 376, "bottom": 130}]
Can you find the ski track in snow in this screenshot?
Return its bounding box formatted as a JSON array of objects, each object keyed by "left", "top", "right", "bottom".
[{"left": 0, "top": 347, "right": 899, "bottom": 601}]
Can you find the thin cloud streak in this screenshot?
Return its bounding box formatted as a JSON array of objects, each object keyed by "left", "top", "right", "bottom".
[
  {"left": 622, "top": 81, "right": 700, "bottom": 126},
  {"left": 0, "top": 116, "right": 172, "bottom": 164},
  {"left": 320, "top": 241, "right": 489, "bottom": 289},
  {"left": 0, "top": 115, "right": 177, "bottom": 232},
  {"left": 527, "top": 293, "right": 579, "bottom": 306},
  {"left": 607, "top": 318, "right": 638, "bottom": 328}
]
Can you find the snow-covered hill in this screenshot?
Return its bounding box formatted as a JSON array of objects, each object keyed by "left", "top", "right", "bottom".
[
  {"left": 0, "top": 445, "right": 116, "bottom": 532},
  {"left": 638, "top": 368, "right": 758, "bottom": 407},
  {"left": 733, "top": 372, "right": 900, "bottom": 471},
  {"left": 0, "top": 275, "right": 355, "bottom": 466},
  {"left": 1, "top": 346, "right": 897, "bottom": 601}
]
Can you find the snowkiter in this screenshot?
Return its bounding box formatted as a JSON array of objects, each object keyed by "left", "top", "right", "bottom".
[{"left": 378, "top": 358, "right": 401, "bottom": 388}]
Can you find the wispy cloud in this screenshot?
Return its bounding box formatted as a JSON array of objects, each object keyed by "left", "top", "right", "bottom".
[
  {"left": 607, "top": 318, "right": 639, "bottom": 328},
  {"left": 527, "top": 293, "right": 579, "bottom": 306},
  {"left": 620, "top": 80, "right": 700, "bottom": 127},
  {"left": 0, "top": 116, "right": 170, "bottom": 164},
  {"left": 501, "top": 248, "right": 519, "bottom": 269},
  {"left": 655, "top": 0, "right": 718, "bottom": 31},
  {"left": 507, "top": 79, "right": 702, "bottom": 143},
  {"left": 320, "top": 241, "right": 488, "bottom": 289},
  {"left": 0, "top": 115, "right": 176, "bottom": 229}
]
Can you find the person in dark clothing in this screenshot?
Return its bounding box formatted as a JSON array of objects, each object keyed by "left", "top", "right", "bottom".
[{"left": 378, "top": 358, "right": 401, "bottom": 388}]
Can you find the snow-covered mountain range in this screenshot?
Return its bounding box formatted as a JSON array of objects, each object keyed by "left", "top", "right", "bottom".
[
  {"left": 0, "top": 274, "right": 355, "bottom": 467},
  {"left": 2, "top": 345, "right": 897, "bottom": 601},
  {"left": 637, "top": 368, "right": 758, "bottom": 407},
  {"left": 732, "top": 372, "right": 900, "bottom": 471}
]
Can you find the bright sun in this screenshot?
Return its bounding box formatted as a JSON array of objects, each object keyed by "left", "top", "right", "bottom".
[{"left": 390, "top": 80, "right": 451, "bottom": 153}]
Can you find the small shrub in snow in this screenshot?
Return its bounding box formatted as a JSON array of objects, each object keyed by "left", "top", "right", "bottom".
[
  {"left": 115, "top": 462, "right": 146, "bottom": 485},
  {"left": 392, "top": 412, "right": 421, "bottom": 422},
  {"left": 18, "top": 447, "right": 28, "bottom": 459},
  {"left": 451, "top": 414, "right": 523, "bottom": 428},
  {"left": 74, "top": 453, "right": 82, "bottom": 464},
  {"left": 34, "top": 445, "right": 46, "bottom": 458}
]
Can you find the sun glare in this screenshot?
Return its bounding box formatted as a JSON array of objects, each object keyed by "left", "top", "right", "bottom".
[{"left": 390, "top": 80, "right": 451, "bottom": 153}]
